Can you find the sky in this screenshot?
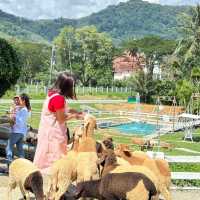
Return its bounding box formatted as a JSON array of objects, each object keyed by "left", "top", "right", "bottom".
[
  {"left": 0, "top": 0, "right": 199, "bottom": 20},
  {"left": 0, "top": 0, "right": 129, "bottom": 20}
]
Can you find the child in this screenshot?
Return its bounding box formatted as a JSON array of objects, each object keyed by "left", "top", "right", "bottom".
[{"left": 9, "top": 96, "right": 21, "bottom": 126}]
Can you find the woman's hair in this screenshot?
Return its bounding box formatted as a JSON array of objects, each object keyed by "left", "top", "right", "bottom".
[
  {"left": 20, "top": 93, "right": 31, "bottom": 111},
  {"left": 51, "top": 72, "right": 76, "bottom": 99}
]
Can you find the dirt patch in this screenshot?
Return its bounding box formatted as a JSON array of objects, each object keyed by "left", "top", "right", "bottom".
[{"left": 95, "top": 103, "right": 183, "bottom": 115}]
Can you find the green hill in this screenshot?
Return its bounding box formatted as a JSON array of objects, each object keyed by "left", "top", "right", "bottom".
[
  {"left": 0, "top": 10, "right": 49, "bottom": 43},
  {"left": 0, "top": 0, "right": 190, "bottom": 42},
  {"left": 77, "top": 0, "right": 188, "bottom": 41}
]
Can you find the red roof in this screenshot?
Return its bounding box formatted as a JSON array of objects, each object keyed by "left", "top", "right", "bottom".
[{"left": 113, "top": 52, "right": 144, "bottom": 73}]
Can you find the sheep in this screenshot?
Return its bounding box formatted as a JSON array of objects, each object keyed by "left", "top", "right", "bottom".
[
  {"left": 8, "top": 158, "right": 45, "bottom": 200},
  {"left": 98, "top": 149, "right": 158, "bottom": 188},
  {"left": 115, "top": 144, "right": 171, "bottom": 200},
  {"left": 76, "top": 114, "right": 99, "bottom": 183},
  {"left": 73, "top": 172, "right": 157, "bottom": 200},
  {"left": 47, "top": 135, "right": 80, "bottom": 200},
  {"left": 76, "top": 149, "right": 158, "bottom": 200}
]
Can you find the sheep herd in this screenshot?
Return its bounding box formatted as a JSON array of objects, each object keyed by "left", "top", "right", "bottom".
[{"left": 7, "top": 114, "right": 172, "bottom": 200}]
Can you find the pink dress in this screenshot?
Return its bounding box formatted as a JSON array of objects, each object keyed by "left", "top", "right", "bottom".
[{"left": 33, "top": 93, "right": 68, "bottom": 173}]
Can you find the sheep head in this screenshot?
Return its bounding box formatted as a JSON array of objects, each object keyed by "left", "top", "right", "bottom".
[
  {"left": 115, "top": 144, "right": 132, "bottom": 157},
  {"left": 24, "top": 171, "right": 45, "bottom": 200},
  {"left": 83, "top": 114, "right": 97, "bottom": 137},
  {"left": 97, "top": 149, "right": 117, "bottom": 167},
  {"left": 73, "top": 125, "right": 84, "bottom": 139}
]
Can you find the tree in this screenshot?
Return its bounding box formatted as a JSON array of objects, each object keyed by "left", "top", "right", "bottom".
[
  {"left": 0, "top": 38, "right": 20, "bottom": 97},
  {"left": 126, "top": 71, "right": 157, "bottom": 103},
  {"left": 175, "top": 79, "right": 193, "bottom": 107},
  {"left": 14, "top": 41, "right": 51, "bottom": 83},
  {"left": 174, "top": 5, "right": 200, "bottom": 77},
  {"left": 54, "top": 26, "right": 114, "bottom": 86}
]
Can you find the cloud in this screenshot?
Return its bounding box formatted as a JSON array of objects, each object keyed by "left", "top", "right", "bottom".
[{"left": 0, "top": 0, "right": 129, "bottom": 20}]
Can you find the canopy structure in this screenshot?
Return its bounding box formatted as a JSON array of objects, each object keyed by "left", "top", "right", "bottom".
[
  {"left": 177, "top": 113, "right": 200, "bottom": 141},
  {"left": 178, "top": 113, "right": 200, "bottom": 120}
]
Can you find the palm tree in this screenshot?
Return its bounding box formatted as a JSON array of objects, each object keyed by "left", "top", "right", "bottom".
[{"left": 174, "top": 5, "right": 200, "bottom": 76}]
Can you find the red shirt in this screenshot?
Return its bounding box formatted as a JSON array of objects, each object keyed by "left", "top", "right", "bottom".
[{"left": 48, "top": 90, "right": 65, "bottom": 112}]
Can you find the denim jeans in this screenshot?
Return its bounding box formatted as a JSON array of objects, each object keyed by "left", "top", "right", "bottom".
[{"left": 6, "top": 132, "right": 25, "bottom": 163}]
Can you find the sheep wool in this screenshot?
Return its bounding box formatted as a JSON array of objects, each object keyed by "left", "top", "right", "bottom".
[{"left": 8, "top": 158, "right": 43, "bottom": 200}]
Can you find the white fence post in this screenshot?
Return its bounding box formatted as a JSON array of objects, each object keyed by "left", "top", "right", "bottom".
[
  {"left": 83, "top": 86, "right": 85, "bottom": 95},
  {"left": 76, "top": 86, "right": 79, "bottom": 94},
  {"left": 36, "top": 84, "right": 38, "bottom": 94}
]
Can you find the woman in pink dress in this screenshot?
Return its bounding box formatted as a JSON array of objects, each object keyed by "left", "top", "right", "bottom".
[{"left": 33, "top": 72, "right": 83, "bottom": 174}]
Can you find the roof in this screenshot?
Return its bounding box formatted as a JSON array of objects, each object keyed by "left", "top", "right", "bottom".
[{"left": 113, "top": 52, "right": 144, "bottom": 73}]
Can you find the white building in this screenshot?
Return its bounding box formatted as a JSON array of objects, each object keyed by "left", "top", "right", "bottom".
[{"left": 153, "top": 61, "right": 162, "bottom": 80}]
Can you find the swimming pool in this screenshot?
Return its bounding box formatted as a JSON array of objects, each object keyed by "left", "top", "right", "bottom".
[{"left": 112, "top": 122, "right": 160, "bottom": 135}]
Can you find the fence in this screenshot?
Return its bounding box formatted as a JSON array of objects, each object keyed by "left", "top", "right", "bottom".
[{"left": 14, "top": 85, "right": 133, "bottom": 95}]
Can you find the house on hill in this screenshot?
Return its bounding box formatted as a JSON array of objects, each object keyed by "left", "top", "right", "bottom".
[{"left": 113, "top": 52, "right": 145, "bottom": 80}]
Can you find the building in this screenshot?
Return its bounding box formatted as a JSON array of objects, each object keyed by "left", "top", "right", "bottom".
[{"left": 112, "top": 52, "right": 145, "bottom": 80}]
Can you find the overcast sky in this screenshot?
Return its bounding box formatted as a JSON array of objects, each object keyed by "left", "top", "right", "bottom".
[{"left": 0, "top": 0, "right": 131, "bottom": 20}]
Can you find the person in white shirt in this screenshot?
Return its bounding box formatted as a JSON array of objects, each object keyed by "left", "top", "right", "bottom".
[{"left": 6, "top": 93, "right": 31, "bottom": 165}]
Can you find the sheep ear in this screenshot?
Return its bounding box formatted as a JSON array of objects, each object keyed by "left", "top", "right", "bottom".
[
  {"left": 124, "top": 150, "right": 132, "bottom": 157},
  {"left": 83, "top": 122, "right": 90, "bottom": 137}
]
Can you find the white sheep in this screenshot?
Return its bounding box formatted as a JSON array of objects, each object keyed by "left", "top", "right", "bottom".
[{"left": 8, "top": 158, "right": 45, "bottom": 200}]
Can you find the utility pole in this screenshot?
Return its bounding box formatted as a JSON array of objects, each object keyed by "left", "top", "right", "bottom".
[
  {"left": 172, "top": 96, "right": 177, "bottom": 132},
  {"left": 68, "top": 39, "right": 72, "bottom": 75},
  {"left": 156, "top": 96, "right": 161, "bottom": 152},
  {"left": 49, "top": 45, "right": 56, "bottom": 86}
]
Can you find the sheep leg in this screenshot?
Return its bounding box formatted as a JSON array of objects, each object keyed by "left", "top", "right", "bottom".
[
  {"left": 47, "top": 171, "right": 59, "bottom": 199},
  {"left": 19, "top": 182, "right": 30, "bottom": 200},
  {"left": 54, "top": 180, "right": 71, "bottom": 200},
  {"left": 160, "top": 187, "right": 172, "bottom": 200},
  {"left": 7, "top": 177, "right": 16, "bottom": 200},
  {"left": 103, "top": 193, "right": 118, "bottom": 200}
]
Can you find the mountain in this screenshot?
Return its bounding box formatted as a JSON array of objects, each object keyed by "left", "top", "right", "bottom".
[
  {"left": 0, "top": 10, "right": 49, "bottom": 43},
  {"left": 77, "top": 0, "right": 188, "bottom": 40},
  {"left": 0, "top": 0, "right": 190, "bottom": 43}
]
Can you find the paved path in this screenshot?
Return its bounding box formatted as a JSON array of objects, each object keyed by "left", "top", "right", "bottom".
[
  {"left": 165, "top": 155, "right": 200, "bottom": 163},
  {"left": 175, "top": 147, "right": 200, "bottom": 154}
]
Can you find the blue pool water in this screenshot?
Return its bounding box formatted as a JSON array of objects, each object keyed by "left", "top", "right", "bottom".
[{"left": 112, "top": 122, "right": 159, "bottom": 135}]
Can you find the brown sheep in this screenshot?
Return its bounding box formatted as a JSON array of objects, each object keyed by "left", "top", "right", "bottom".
[
  {"left": 8, "top": 158, "right": 45, "bottom": 200},
  {"left": 73, "top": 172, "right": 157, "bottom": 200},
  {"left": 115, "top": 144, "right": 171, "bottom": 200},
  {"left": 96, "top": 149, "right": 158, "bottom": 200}
]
